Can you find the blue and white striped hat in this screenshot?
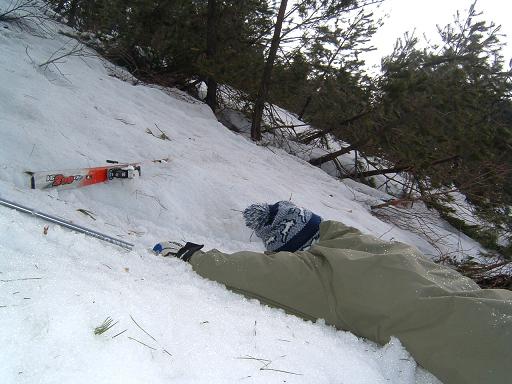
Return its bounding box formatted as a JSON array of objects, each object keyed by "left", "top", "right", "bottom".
[{"left": 243, "top": 201, "right": 322, "bottom": 252}]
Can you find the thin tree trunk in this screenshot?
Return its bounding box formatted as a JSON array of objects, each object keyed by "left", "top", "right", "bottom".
[
  {"left": 354, "top": 150, "right": 359, "bottom": 178},
  {"left": 297, "top": 94, "right": 312, "bottom": 120},
  {"left": 56, "top": 0, "right": 65, "bottom": 13},
  {"left": 67, "top": 0, "right": 78, "bottom": 27},
  {"left": 251, "top": 0, "right": 288, "bottom": 141},
  {"left": 206, "top": 0, "right": 217, "bottom": 112}
]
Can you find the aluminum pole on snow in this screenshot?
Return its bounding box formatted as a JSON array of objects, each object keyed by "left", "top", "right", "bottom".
[{"left": 0, "top": 196, "right": 134, "bottom": 250}]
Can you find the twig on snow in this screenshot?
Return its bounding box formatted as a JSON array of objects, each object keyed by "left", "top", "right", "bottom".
[
  {"left": 236, "top": 356, "right": 272, "bottom": 364},
  {"left": 130, "top": 314, "right": 157, "bottom": 342},
  {"left": 127, "top": 336, "right": 157, "bottom": 350},
  {"left": 1, "top": 277, "right": 43, "bottom": 282},
  {"left": 77, "top": 208, "right": 96, "bottom": 220},
  {"left": 236, "top": 355, "right": 302, "bottom": 376},
  {"left": 135, "top": 190, "right": 168, "bottom": 211},
  {"left": 259, "top": 367, "right": 302, "bottom": 376},
  {"left": 38, "top": 40, "right": 92, "bottom": 71},
  {"left": 111, "top": 329, "right": 128, "bottom": 339}
]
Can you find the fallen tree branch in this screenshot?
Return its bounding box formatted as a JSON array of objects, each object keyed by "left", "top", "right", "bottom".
[
  {"left": 297, "top": 109, "right": 372, "bottom": 144},
  {"left": 371, "top": 189, "right": 458, "bottom": 210},
  {"left": 308, "top": 142, "right": 360, "bottom": 166}
]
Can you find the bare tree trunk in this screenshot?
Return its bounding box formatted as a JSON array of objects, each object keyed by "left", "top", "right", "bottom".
[
  {"left": 67, "top": 0, "right": 78, "bottom": 27},
  {"left": 251, "top": 0, "right": 288, "bottom": 141},
  {"left": 56, "top": 0, "right": 65, "bottom": 13},
  {"left": 297, "top": 94, "right": 312, "bottom": 120},
  {"left": 206, "top": 0, "right": 217, "bottom": 113}
]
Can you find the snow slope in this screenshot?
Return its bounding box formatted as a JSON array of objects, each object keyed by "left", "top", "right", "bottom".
[{"left": 0, "top": 5, "right": 447, "bottom": 383}]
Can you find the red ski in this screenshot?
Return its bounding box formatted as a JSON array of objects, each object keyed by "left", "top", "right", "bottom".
[{"left": 27, "top": 162, "right": 141, "bottom": 190}]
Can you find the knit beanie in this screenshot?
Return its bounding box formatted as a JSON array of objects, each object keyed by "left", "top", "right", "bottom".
[{"left": 243, "top": 201, "right": 322, "bottom": 252}]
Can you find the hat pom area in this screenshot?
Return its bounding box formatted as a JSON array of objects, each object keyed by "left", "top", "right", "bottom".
[{"left": 243, "top": 203, "right": 271, "bottom": 230}]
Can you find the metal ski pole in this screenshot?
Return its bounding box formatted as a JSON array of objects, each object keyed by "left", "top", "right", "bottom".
[{"left": 0, "top": 196, "right": 134, "bottom": 250}]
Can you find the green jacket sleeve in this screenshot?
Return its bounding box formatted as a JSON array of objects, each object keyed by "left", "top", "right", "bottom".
[{"left": 189, "top": 220, "right": 512, "bottom": 384}]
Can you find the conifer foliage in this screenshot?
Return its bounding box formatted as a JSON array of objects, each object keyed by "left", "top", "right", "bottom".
[{"left": 45, "top": 1, "right": 511, "bottom": 266}]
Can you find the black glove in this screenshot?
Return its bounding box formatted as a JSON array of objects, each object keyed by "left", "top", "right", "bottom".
[{"left": 153, "top": 241, "right": 204, "bottom": 262}]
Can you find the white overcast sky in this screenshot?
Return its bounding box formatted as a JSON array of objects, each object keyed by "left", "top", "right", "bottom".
[{"left": 364, "top": 0, "right": 512, "bottom": 70}]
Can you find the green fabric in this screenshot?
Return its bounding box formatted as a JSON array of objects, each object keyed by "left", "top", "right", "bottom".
[{"left": 189, "top": 220, "right": 512, "bottom": 384}]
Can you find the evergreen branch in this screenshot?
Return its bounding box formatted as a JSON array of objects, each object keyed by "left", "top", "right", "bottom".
[
  {"left": 153, "top": 123, "right": 170, "bottom": 141},
  {"left": 94, "top": 317, "right": 118, "bottom": 335}
]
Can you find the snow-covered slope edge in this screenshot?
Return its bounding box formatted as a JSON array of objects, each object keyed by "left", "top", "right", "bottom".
[{"left": 0, "top": 7, "right": 442, "bottom": 383}]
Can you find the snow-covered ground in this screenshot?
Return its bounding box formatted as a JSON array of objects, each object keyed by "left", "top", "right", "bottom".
[{"left": 0, "top": 3, "right": 481, "bottom": 382}]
